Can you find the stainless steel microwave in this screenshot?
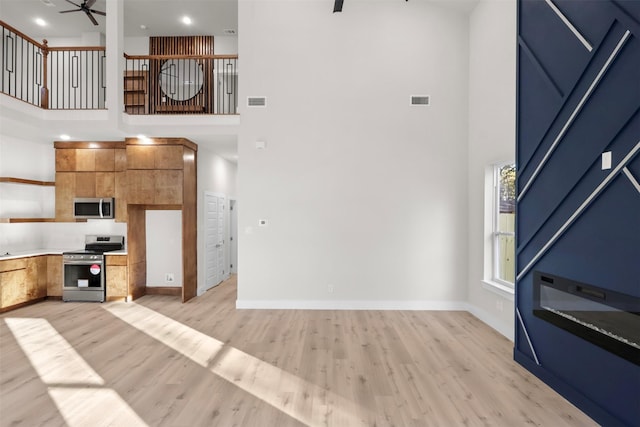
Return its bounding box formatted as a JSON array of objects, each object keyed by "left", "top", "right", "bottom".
[{"left": 73, "top": 198, "right": 115, "bottom": 219}]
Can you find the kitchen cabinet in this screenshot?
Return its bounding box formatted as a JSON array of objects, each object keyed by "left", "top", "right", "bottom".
[
  {"left": 0, "top": 256, "right": 49, "bottom": 312},
  {"left": 54, "top": 142, "right": 126, "bottom": 222},
  {"left": 128, "top": 170, "right": 183, "bottom": 205},
  {"left": 47, "top": 255, "right": 63, "bottom": 298},
  {"left": 106, "top": 255, "right": 128, "bottom": 301},
  {"left": 126, "top": 145, "right": 184, "bottom": 170}
]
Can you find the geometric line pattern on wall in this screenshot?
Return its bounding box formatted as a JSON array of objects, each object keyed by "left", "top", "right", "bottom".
[
  {"left": 544, "top": 0, "right": 593, "bottom": 51},
  {"left": 519, "top": 38, "right": 564, "bottom": 98},
  {"left": 518, "top": 29, "right": 632, "bottom": 201},
  {"left": 623, "top": 167, "right": 640, "bottom": 194},
  {"left": 517, "top": 139, "right": 640, "bottom": 280}
]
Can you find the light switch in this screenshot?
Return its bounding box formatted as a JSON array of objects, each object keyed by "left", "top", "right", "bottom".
[
  {"left": 258, "top": 219, "right": 268, "bottom": 227},
  {"left": 601, "top": 152, "right": 612, "bottom": 170},
  {"left": 255, "top": 140, "right": 266, "bottom": 149}
]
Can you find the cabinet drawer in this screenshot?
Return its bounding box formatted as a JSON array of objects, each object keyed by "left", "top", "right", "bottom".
[
  {"left": 0, "top": 258, "right": 27, "bottom": 273},
  {"left": 0, "top": 269, "right": 28, "bottom": 307},
  {"left": 106, "top": 255, "right": 128, "bottom": 266}
]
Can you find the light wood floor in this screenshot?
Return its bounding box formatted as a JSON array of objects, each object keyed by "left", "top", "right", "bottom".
[{"left": 1, "top": 275, "right": 597, "bottom": 427}]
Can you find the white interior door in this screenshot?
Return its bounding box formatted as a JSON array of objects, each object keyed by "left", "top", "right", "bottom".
[
  {"left": 204, "top": 192, "right": 226, "bottom": 291},
  {"left": 230, "top": 199, "right": 238, "bottom": 274}
]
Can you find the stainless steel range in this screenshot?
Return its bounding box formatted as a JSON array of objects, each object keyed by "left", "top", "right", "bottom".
[{"left": 63, "top": 235, "right": 125, "bottom": 302}]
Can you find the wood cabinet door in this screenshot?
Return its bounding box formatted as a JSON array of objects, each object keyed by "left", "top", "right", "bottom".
[
  {"left": 127, "top": 170, "right": 155, "bottom": 204},
  {"left": 106, "top": 255, "right": 128, "bottom": 299},
  {"left": 56, "top": 149, "right": 76, "bottom": 171},
  {"left": 75, "top": 149, "right": 96, "bottom": 171},
  {"left": 94, "top": 149, "right": 115, "bottom": 171},
  {"left": 115, "top": 171, "right": 128, "bottom": 222},
  {"left": 26, "top": 257, "right": 47, "bottom": 300},
  {"left": 155, "top": 146, "right": 184, "bottom": 169},
  {"left": 155, "top": 170, "right": 183, "bottom": 204},
  {"left": 55, "top": 172, "right": 76, "bottom": 222},
  {"left": 75, "top": 172, "right": 97, "bottom": 198},
  {"left": 47, "top": 255, "right": 63, "bottom": 297},
  {"left": 127, "top": 146, "right": 155, "bottom": 169},
  {"left": 0, "top": 269, "right": 27, "bottom": 308},
  {"left": 96, "top": 172, "right": 115, "bottom": 198}
]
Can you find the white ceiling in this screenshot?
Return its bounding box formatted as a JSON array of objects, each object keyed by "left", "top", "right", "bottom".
[{"left": 0, "top": 0, "right": 238, "bottom": 39}]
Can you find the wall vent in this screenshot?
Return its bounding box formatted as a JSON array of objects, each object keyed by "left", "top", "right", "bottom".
[
  {"left": 247, "top": 96, "right": 267, "bottom": 107},
  {"left": 410, "top": 95, "right": 430, "bottom": 106}
]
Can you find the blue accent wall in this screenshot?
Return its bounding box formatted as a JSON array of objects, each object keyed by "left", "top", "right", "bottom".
[{"left": 515, "top": 1, "right": 640, "bottom": 426}]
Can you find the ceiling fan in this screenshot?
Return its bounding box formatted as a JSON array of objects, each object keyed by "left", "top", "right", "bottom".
[{"left": 59, "top": 0, "right": 106, "bottom": 26}]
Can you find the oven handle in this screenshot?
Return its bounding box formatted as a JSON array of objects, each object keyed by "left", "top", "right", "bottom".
[{"left": 63, "top": 260, "right": 104, "bottom": 265}]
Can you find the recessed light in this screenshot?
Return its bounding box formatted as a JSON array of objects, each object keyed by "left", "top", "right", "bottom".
[
  {"left": 60, "top": 134, "right": 71, "bottom": 140},
  {"left": 40, "top": 0, "right": 55, "bottom": 6},
  {"left": 181, "top": 16, "right": 192, "bottom": 25},
  {"left": 140, "top": 24, "right": 147, "bottom": 30},
  {"left": 35, "top": 18, "right": 47, "bottom": 27}
]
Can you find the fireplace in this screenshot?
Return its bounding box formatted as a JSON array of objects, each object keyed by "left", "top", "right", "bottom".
[{"left": 533, "top": 272, "right": 640, "bottom": 366}]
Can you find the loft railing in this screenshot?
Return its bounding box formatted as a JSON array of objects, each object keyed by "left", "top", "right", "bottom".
[
  {"left": 124, "top": 53, "right": 238, "bottom": 115},
  {"left": 0, "top": 20, "right": 106, "bottom": 110}
]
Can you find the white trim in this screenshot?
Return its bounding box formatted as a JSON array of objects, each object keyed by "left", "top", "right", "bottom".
[
  {"left": 544, "top": 0, "right": 593, "bottom": 52},
  {"left": 623, "top": 167, "right": 640, "bottom": 194},
  {"left": 518, "top": 140, "right": 640, "bottom": 280},
  {"left": 467, "top": 304, "right": 514, "bottom": 341},
  {"left": 236, "top": 299, "right": 470, "bottom": 311},
  {"left": 482, "top": 280, "right": 515, "bottom": 301},
  {"left": 518, "top": 30, "right": 632, "bottom": 201}
]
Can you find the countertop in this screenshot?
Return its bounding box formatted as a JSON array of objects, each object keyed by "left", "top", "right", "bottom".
[{"left": 0, "top": 249, "right": 127, "bottom": 260}]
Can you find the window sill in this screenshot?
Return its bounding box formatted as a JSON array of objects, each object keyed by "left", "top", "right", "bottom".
[{"left": 482, "top": 279, "right": 515, "bottom": 301}]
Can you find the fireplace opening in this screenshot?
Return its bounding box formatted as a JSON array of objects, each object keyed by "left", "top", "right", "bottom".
[{"left": 533, "top": 271, "right": 640, "bottom": 366}]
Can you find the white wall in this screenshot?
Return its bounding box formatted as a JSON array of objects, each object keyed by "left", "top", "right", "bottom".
[
  {"left": 146, "top": 210, "right": 183, "bottom": 287},
  {"left": 237, "top": 0, "right": 470, "bottom": 307},
  {"left": 467, "top": 0, "right": 517, "bottom": 339},
  {"left": 197, "top": 145, "right": 238, "bottom": 294}
]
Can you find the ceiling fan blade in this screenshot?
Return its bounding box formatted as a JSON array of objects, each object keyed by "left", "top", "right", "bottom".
[
  {"left": 89, "top": 9, "right": 106, "bottom": 16},
  {"left": 59, "top": 9, "right": 82, "bottom": 13},
  {"left": 84, "top": 0, "right": 98, "bottom": 8},
  {"left": 64, "top": 0, "right": 82, "bottom": 7},
  {"left": 85, "top": 11, "right": 99, "bottom": 26}
]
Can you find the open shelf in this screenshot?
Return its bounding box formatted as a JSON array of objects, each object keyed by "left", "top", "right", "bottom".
[
  {"left": 0, "top": 176, "right": 57, "bottom": 223},
  {"left": 0, "top": 177, "right": 55, "bottom": 186}
]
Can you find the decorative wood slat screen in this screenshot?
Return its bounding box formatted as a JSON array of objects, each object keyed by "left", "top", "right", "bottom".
[{"left": 149, "top": 36, "right": 214, "bottom": 114}]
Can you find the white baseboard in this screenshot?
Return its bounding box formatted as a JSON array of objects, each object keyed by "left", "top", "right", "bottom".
[
  {"left": 235, "top": 299, "right": 470, "bottom": 311},
  {"left": 466, "top": 304, "right": 514, "bottom": 341},
  {"left": 236, "top": 299, "right": 514, "bottom": 341}
]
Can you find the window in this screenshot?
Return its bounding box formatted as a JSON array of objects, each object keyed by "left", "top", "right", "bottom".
[{"left": 493, "top": 163, "right": 516, "bottom": 287}]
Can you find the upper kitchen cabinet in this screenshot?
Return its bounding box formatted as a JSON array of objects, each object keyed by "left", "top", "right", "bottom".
[
  {"left": 54, "top": 142, "right": 127, "bottom": 222},
  {"left": 125, "top": 138, "right": 195, "bottom": 206}
]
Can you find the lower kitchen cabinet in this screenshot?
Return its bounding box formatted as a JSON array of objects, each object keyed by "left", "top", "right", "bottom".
[
  {"left": 47, "top": 255, "right": 63, "bottom": 298},
  {"left": 0, "top": 256, "right": 49, "bottom": 312},
  {"left": 106, "top": 255, "right": 128, "bottom": 301}
]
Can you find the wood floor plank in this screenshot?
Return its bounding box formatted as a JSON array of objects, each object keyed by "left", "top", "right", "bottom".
[{"left": 0, "top": 275, "right": 597, "bottom": 427}]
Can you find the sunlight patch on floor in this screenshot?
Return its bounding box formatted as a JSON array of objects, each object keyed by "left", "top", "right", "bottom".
[
  {"left": 4, "top": 317, "right": 148, "bottom": 427},
  {"left": 104, "top": 302, "right": 370, "bottom": 426}
]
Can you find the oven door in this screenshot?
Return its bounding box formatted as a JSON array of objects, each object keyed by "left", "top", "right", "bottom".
[{"left": 63, "top": 260, "right": 105, "bottom": 302}]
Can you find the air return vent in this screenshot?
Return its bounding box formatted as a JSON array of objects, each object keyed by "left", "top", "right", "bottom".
[
  {"left": 247, "top": 96, "right": 267, "bottom": 107},
  {"left": 410, "top": 95, "right": 430, "bottom": 106}
]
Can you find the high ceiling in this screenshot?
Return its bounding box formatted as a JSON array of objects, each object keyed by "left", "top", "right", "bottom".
[{"left": 0, "top": 0, "right": 238, "bottom": 39}]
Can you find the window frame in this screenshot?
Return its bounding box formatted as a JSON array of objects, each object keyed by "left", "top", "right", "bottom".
[{"left": 491, "top": 162, "right": 516, "bottom": 289}]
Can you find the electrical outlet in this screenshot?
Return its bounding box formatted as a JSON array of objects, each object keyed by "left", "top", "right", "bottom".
[
  {"left": 327, "top": 284, "right": 334, "bottom": 293},
  {"left": 165, "top": 273, "right": 175, "bottom": 283}
]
